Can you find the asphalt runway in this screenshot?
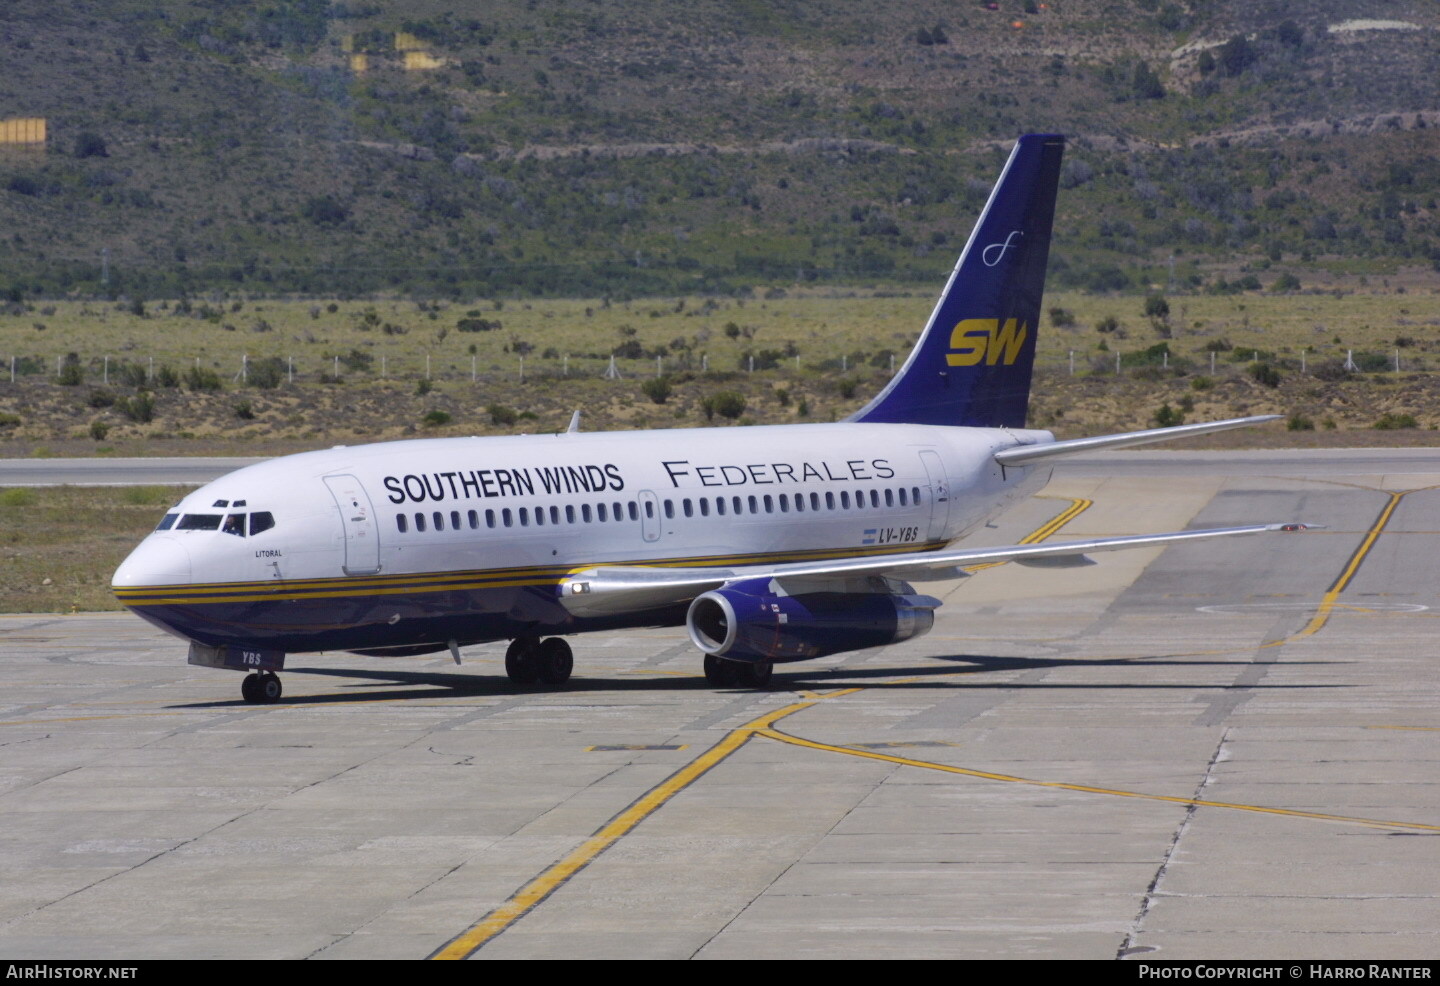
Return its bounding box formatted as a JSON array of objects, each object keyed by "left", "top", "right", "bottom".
[{"left": 1, "top": 452, "right": 1438, "bottom": 959}]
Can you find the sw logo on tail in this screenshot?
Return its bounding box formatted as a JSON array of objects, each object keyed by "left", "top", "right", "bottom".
[{"left": 946, "top": 318, "right": 1029, "bottom": 367}]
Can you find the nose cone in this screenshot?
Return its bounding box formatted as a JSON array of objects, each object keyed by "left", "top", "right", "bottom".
[{"left": 112, "top": 537, "right": 192, "bottom": 590}]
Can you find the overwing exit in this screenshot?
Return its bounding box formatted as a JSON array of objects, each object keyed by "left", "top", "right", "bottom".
[{"left": 112, "top": 134, "right": 1295, "bottom": 701}]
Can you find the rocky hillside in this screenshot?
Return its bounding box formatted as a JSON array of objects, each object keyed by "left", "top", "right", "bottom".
[{"left": 1, "top": 0, "right": 1438, "bottom": 299}]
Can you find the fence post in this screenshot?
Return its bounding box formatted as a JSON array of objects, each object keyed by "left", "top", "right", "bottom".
[
  {"left": 103, "top": 355, "right": 109, "bottom": 384},
  {"left": 1069, "top": 350, "right": 1074, "bottom": 375},
  {"left": 1115, "top": 352, "right": 1121, "bottom": 375}
]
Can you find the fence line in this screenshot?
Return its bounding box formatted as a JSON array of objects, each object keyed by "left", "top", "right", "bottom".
[{"left": 0, "top": 345, "right": 1422, "bottom": 388}]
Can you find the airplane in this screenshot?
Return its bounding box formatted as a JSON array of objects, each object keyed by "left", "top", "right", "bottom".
[{"left": 112, "top": 133, "right": 1292, "bottom": 704}]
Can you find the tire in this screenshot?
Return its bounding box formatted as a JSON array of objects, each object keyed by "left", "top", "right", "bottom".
[
  {"left": 738, "top": 660, "right": 773, "bottom": 689},
  {"left": 258, "top": 672, "right": 282, "bottom": 704},
  {"left": 240, "top": 673, "right": 262, "bottom": 703},
  {"left": 536, "top": 638, "right": 574, "bottom": 685},
  {"left": 505, "top": 637, "right": 539, "bottom": 684},
  {"left": 703, "top": 654, "right": 737, "bottom": 688}
]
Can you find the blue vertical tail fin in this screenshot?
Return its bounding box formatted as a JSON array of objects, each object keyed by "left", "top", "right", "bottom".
[{"left": 850, "top": 134, "right": 1065, "bottom": 428}]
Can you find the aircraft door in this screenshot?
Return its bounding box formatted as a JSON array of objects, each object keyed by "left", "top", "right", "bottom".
[
  {"left": 638, "top": 490, "right": 662, "bottom": 542},
  {"left": 323, "top": 474, "right": 382, "bottom": 575},
  {"left": 918, "top": 450, "right": 951, "bottom": 542}
]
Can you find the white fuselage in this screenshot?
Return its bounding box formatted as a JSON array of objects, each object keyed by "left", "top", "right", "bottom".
[{"left": 112, "top": 421, "right": 1052, "bottom": 652}]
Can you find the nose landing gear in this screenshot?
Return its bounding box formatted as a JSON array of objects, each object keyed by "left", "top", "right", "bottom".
[{"left": 240, "top": 671, "right": 283, "bottom": 704}]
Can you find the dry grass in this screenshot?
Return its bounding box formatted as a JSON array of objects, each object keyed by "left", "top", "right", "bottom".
[{"left": 0, "top": 485, "right": 193, "bottom": 612}]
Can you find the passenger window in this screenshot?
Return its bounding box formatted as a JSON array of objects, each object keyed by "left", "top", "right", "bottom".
[
  {"left": 778, "top": 494, "right": 789, "bottom": 513},
  {"left": 433, "top": 511, "right": 445, "bottom": 532},
  {"left": 222, "top": 514, "right": 245, "bottom": 537},
  {"left": 763, "top": 495, "right": 773, "bottom": 513},
  {"left": 486, "top": 509, "right": 496, "bottom": 529},
  {"left": 682, "top": 499, "right": 693, "bottom": 518},
  {"left": 664, "top": 500, "right": 674, "bottom": 519},
  {"left": 748, "top": 495, "right": 758, "bottom": 514},
  {"left": 519, "top": 508, "right": 529, "bottom": 527},
  {"left": 840, "top": 491, "right": 850, "bottom": 509},
  {"left": 597, "top": 503, "right": 608, "bottom": 522},
  {"left": 565, "top": 505, "right": 576, "bottom": 524},
  {"left": 643, "top": 500, "right": 654, "bottom": 519},
  {"left": 533, "top": 507, "right": 544, "bottom": 527},
  {"left": 825, "top": 492, "right": 835, "bottom": 510},
  {"left": 468, "top": 510, "right": 479, "bottom": 530},
  {"left": 176, "top": 514, "right": 222, "bottom": 531},
  {"left": 732, "top": 496, "right": 742, "bottom": 515},
  {"left": 451, "top": 510, "right": 462, "bottom": 530},
  {"left": 885, "top": 489, "right": 894, "bottom": 508},
  {"left": 793, "top": 494, "right": 803, "bottom": 513},
  {"left": 913, "top": 486, "right": 921, "bottom": 504},
  {"left": 699, "top": 498, "right": 710, "bottom": 517},
  {"left": 415, "top": 513, "right": 427, "bottom": 532},
  {"left": 898, "top": 488, "right": 907, "bottom": 506},
  {"left": 627, "top": 502, "right": 637, "bottom": 521},
  {"left": 397, "top": 514, "right": 408, "bottom": 534},
  {"left": 502, "top": 508, "right": 513, "bottom": 528},
  {"left": 870, "top": 490, "right": 880, "bottom": 508},
  {"left": 156, "top": 513, "right": 179, "bottom": 531},
  {"left": 716, "top": 498, "right": 726, "bottom": 516},
  {"left": 614, "top": 501, "right": 623, "bottom": 521},
  {"left": 810, "top": 492, "right": 820, "bottom": 511}
]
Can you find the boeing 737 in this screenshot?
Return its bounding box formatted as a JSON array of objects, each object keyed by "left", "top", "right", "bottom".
[{"left": 113, "top": 134, "right": 1290, "bottom": 704}]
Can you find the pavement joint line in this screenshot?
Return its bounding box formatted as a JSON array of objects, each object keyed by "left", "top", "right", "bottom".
[{"left": 754, "top": 726, "right": 1440, "bottom": 834}]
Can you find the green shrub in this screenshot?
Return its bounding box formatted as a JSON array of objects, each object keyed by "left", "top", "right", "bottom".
[
  {"left": 1373, "top": 412, "right": 1418, "bottom": 430},
  {"left": 89, "top": 420, "right": 111, "bottom": 440},
  {"left": 701, "top": 391, "right": 746, "bottom": 421},
  {"left": 1248, "top": 362, "right": 1282, "bottom": 387},
  {"left": 1287, "top": 414, "right": 1314, "bottom": 431},
  {"left": 423, "top": 410, "right": 452, "bottom": 427},
  {"left": 117, "top": 391, "right": 156, "bottom": 423},
  {"left": 488, "top": 403, "right": 518, "bottom": 425},
  {"left": 640, "top": 377, "right": 673, "bottom": 404},
  {"left": 0, "top": 488, "right": 36, "bottom": 507},
  {"left": 184, "top": 366, "right": 222, "bottom": 392},
  {"left": 1152, "top": 403, "right": 1184, "bottom": 428}
]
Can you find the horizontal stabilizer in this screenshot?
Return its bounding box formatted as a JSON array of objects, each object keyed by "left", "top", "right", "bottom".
[{"left": 993, "top": 415, "right": 1281, "bottom": 466}]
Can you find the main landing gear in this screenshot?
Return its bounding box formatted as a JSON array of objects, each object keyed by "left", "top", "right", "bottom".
[
  {"left": 505, "top": 636, "right": 574, "bottom": 686},
  {"left": 703, "top": 654, "right": 773, "bottom": 689},
  {"left": 240, "top": 671, "right": 282, "bottom": 704}
]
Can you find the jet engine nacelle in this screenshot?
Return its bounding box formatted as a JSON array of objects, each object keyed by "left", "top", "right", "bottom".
[{"left": 686, "top": 576, "right": 941, "bottom": 663}]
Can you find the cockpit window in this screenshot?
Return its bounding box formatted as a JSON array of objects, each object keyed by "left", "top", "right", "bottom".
[
  {"left": 250, "top": 512, "right": 275, "bottom": 536},
  {"left": 156, "top": 513, "right": 179, "bottom": 531},
  {"left": 175, "top": 514, "right": 222, "bottom": 531},
  {"left": 222, "top": 514, "right": 245, "bottom": 537}
]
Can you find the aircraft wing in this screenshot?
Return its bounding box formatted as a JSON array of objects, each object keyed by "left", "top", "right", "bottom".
[{"left": 557, "top": 522, "right": 1304, "bottom": 617}]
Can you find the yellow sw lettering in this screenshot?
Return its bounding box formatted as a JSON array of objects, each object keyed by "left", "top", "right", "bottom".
[
  {"left": 946, "top": 319, "right": 994, "bottom": 366},
  {"left": 946, "top": 318, "right": 1029, "bottom": 367}
]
